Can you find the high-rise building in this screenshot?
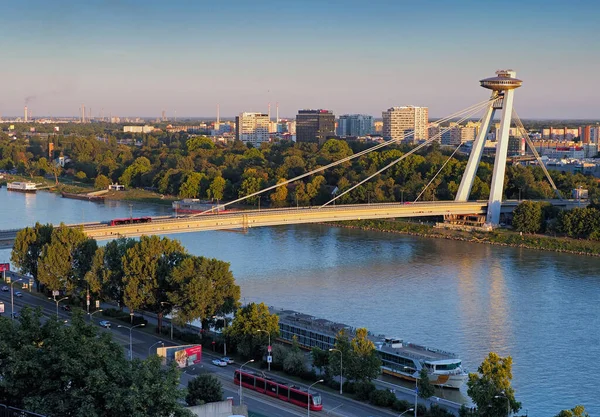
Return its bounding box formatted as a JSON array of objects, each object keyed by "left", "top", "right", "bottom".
[
  {"left": 441, "top": 122, "right": 461, "bottom": 145},
  {"left": 382, "top": 106, "right": 428, "bottom": 143},
  {"left": 336, "top": 114, "right": 374, "bottom": 137},
  {"left": 296, "top": 109, "right": 335, "bottom": 144},
  {"left": 579, "top": 125, "right": 600, "bottom": 144},
  {"left": 235, "top": 112, "right": 270, "bottom": 146}
]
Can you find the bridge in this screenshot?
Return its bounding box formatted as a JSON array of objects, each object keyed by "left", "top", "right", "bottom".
[{"left": 0, "top": 199, "right": 584, "bottom": 247}]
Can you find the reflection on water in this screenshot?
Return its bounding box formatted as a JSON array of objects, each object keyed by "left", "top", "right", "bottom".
[{"left": 1, "top": 189, "right": 599, "bottom": 415}]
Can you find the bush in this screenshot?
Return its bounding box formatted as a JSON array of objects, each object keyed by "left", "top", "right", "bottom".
[
  {"left": 369, "top": 389, "right": 396, "bottom": 407},
  {"left": 101, "top": 308, "right": 147, "bottom": 326},
  {"left": 417, "top": 404, "right": 427, "bottom": 416},
  {"left": 427, "top": 404, "right": 455, "bottom": 417},
  {"left": 353, "top": 380, "right": 376, "bottom": 401},
  {"left": 283, "top": 350, "right": 306, "bottom": 376},
  {"left": 185, "top": 374, "right": 223, "bottom": 406},
  {"left": 392, "top": 399, "right": 412, "bottom": 412},
  {"left": 343, "top": 381, "right": 355, "bottom": 394}
]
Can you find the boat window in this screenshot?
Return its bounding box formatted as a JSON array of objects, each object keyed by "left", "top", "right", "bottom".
[{"left": 436, "top": 362, "right": 461, "bottom": 370}]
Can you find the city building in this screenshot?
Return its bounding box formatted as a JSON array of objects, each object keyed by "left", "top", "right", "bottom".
[
  {"left": 235, "top": 112, "right": 270, "bottom": 146},
  {"left": 295, "top": 109, "right": 335, "bottom": 144},
  {"left": 373, "top": 120, "right": 383, "bottom": 133},
  {"left": 579, "top": 125, "right": 600, "bottom": 143},
  {"left": 382, "top": 106, "right": 428, "bottom": 143},
  {"left": 441, "top": 123, "right": 461, "bottom": 145},
  {"left": 123, "top": 125, "right": 154, "bottom": 133},
  {"left": 336, "top": 114, "right": 374, "bottom": 137}
]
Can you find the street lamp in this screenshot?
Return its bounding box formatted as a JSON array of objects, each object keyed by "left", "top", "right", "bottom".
[
  {"left": 239, "top": 359, "right": 254, "bottom": 406},
  {"left": 404, "top": 366, "right": 417, "bottom": 417},
  {"left": 48, "top": 296, "right": 69, "bottom": 318},
  {"left": 160, "top": 302, "right": 178, "bottom": 340},
  {"left": 88, "top": 309, "right": 103, "bottom": 322},
  {"left": 213, "top": 315, "right": 228, "bottom": 356},
  {"left": 328, "top": 348, "right": 343, "bottom": 394},
  {"left": 307, "top": 379, "right": 323, "bottom": 417},
  {"left": 494, "top": 392, "right": 510, "bottom": 417},
  {"left": 10, "top": 278, "right": 23, "bottom": 321},
  {"left": 257, "top": 329, "right": 271, "bottom": 371},
  {"left": 398, "top": 408, "right": 414, "bottom": 417},
  {"left": 148, "top": 341, "right": 165, "bottom": 356},
  {"left": 118, "top": 323, "right": 145, "bottom": 360}
]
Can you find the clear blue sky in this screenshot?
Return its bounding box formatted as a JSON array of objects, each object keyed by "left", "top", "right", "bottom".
[{"left": 1, "top": 0, "right": 599, "bottom": 119}]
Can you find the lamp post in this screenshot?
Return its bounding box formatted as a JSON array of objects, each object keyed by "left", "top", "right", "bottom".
[
  {"left": 257, "top": 329, "right": 271, "bottom": 371},
  {"left": 118, "top": 323, "right": 145, "bottom": 360},
  {"left": 404, "top": 366, "right": 417, "bottom": 417},
  {"left": 160, "top": 302, "right": 178, "bottom": 340},
  {"left": 213, "top": 315, "right": 228, "bottom": 356},
  {"left": 328, "top": 348, "right": 343, "bottom": 394},
  {"left": 148, "top": 341, "right": 164, "bottom": 357},
  {"left": 307, "top": 379, "right": 323, "bottom": 417},
  {"left": 88, "top": 308, "right": 103, "bottom": 322},
  {"left": 239, "top": 359, "right": 254, "bottom": 406},
  {"left": 48, "top": 296, "right": 69, "bottom": 318},
  {"left": 399, "top": 409, "right": 414, "bottom": 417},
  {"left": 494, "top": 392, "right": 510, "bottom": 417},
  {"left": 10, "top": 279, "right": 23, "bottom": 320}
]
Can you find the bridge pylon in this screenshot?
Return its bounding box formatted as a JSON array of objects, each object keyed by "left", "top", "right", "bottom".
[{"left": 454, "top": 70, "right": 522, "bottom": 226}]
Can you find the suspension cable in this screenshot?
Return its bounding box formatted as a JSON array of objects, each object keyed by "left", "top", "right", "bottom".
[
  {"left": 194, "top": 96, "right": 500, "bottom": 215},
  {"left": 512, "top": 109, "right": 563, "bottom": 199},
  {"left": 321, "top": 99, "right": 495, "bottom": 207}
]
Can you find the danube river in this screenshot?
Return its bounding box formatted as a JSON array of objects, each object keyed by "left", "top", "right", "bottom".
[{"left": 1, "top": 189, "right": 599, "bottom": 415}]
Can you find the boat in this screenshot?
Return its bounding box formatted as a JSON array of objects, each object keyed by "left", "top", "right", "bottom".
[
  {"left": 271, "top": 307, "right": 468, "bottom": 389},
  {"left": 7, "top": 182, "right": 37, "bottom": 193},
  {"left": 61, "top": 191, "right": 106, "bottom": 202}
]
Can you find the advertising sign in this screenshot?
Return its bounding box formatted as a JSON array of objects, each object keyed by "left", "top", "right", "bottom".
[
  {"left": 0, "top": 302, "right": 4, "bottom": 314},
  {"left": 157, "top": 344, "right": 202, "bottom": 368},
  {"left": 0, "top": 263, "right": 10, "bottom": 272}
]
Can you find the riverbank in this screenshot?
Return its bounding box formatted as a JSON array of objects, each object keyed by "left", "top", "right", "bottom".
[{"left": 326, "top": 219, "right": 600, "bottom": 257}]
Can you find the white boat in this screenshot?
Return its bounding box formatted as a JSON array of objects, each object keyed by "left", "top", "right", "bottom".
[{"left": 7, "top": 182, "right": 37, "bottom": 193}]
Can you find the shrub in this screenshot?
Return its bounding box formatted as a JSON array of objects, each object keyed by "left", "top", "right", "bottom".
[
  {"left": 283, "top": 350, "right": 306, "bottom": 376},
  {"left": 417, "top": 404, "right": 427, "bottom": 416},
  {"left": 392, "top": 399, "right": 412, "bottom": 412},
  {"left": 185, "top": 374, "right": 223, "bottom": 406},
  {"left": 369, "top": 389, "right": 396, "bottom": 407},
  {"left": 343, "top": 381, "right": 355, "bottom": 394},
  {"left": 427, "top": 404, "right": 455, "bottom": 417},
  {"left": 353, "top": 380, "right": 376, "bottom": 401}
]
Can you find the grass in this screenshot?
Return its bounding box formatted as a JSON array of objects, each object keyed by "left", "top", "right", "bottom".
[{"left": 102, "top": 189, "right": 176, "bottom": 206}]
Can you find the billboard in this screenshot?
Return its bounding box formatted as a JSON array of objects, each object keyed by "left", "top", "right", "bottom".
[
  {"left": 0, "top": 263, "right": 10, "bottom": 272},
  {"left": 157, "top": 344, "right": 202, "bottom": 368},
  {"left": 0, "top": 302, "right": 4, "bottom": 314}
]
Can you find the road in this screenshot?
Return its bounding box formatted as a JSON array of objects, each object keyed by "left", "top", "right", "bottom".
[{"left": 1, "top": 285, "right": 439, "bottom": 417}]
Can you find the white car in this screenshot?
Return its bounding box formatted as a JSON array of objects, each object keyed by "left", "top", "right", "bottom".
[
  {"left": 222, "top": 357, "right": 234, "bottom": 364},
  {"left": 1, "top": 286, "right": 8, "bottom": 292},
  {"left": 212, "top": 359, "right": 227, "bottom": 367},
  {"left": 98, "top": 320, "right": 111, "bottom": 328},
  {"left": 14, "top": 291, "right": 23, "bottom": 297}
]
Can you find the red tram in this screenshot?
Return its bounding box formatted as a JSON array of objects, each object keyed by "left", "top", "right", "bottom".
[
  {"left": 109, "top": 217, "right": 152, "bottom": 226},
  {"left": 233, "top": 370, "right": 323, "bottom": 411}
]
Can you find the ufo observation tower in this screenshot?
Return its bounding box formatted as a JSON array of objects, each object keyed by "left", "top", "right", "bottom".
[{"left": 455, "top": 70, "right": 522, "bottom": 226}]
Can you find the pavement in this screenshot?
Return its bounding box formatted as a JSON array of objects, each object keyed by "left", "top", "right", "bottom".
[{"left": 0, "top": 280, "right": 462, "bottom": 416}]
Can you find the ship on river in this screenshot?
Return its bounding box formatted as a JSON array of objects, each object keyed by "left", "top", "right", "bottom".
[
  {"left": 272, "top": 307, "right": 468, "bottom": 389},
  {"left": 7, "top": 181, "right": 38, "bottom": 193}
]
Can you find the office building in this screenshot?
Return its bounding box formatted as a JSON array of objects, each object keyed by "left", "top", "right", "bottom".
[
  {"left": 296, "top": 109, "right": 335, "bottom": 144},
  {"left": 336, "top": 114, "right": 374, "bottom": 137},
  {"left": 382, "top": 106, "right": 428, "bottom": 143},
  {"left": 235, "top": 112, "right": 270, "bottom": 146},
  {"left": 579, "top": 125, "right": 600, "bottom": 143}
]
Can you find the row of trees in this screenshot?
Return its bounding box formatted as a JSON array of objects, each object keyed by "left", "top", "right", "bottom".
[
  {"left": 11, "top": 224, "right": 240, "bottom": 333},
  {"left": 3, "top": 126, "right": 599, "bottom": 208},
  {"left": 0, "top": 308, "right": 193, "bottom": 417}
]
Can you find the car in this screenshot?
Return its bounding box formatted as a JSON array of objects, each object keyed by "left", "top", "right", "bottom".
[
  {"left": 98, "top": 320, "right": 111, "bottom": 328},
  {"left": 61, "top": 305, "right": 72, "bottom": 312},
  {"left": 10, "top": 312, "right": 19, "bottom": 319},
  {"left": 14, "top": 291, "right": 23, "bottom": 297},
  {"left": 1, "top": 286, "right": 8, "bottom": 292},
  {"left": 222, "top": 357, "right": 234, "bottom": 364},
  {"left": 212, "top": 359, "right": 227, "bottom": 367}
]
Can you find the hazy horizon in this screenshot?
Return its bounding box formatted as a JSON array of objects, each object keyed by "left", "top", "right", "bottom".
[{"left": 1, "top": 0, "right": 599, "bottom": 119}]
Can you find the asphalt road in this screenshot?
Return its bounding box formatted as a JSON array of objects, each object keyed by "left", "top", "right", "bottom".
[{"left": 0, "top": 287, "right": 459, "bottom": 416}]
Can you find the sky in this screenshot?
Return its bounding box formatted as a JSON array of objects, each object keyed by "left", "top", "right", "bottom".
[{"left": 1, "top": 0, "right": 599, "bottom": 119}]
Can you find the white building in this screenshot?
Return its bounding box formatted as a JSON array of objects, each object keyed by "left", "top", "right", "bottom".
[
  {"left": 382, "top": 106, "right": 428, "bottom": 143},
  {"left": 236, "top": 112, "right": 270, "bottom": 146},
  {"left": 123, "top": 125, "right": 154, "bottom": 133}
]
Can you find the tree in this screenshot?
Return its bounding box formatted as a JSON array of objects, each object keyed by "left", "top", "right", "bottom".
[
  {"left": 208, "top": 176, "right": 226, "bottom": 201},
  {"left": 185, "top": 374, "right": 223, "bottom": 406},
  {"left": 0, "top": 308, "right": 192, "bottom": 417},
  {"left": 417, "top": 367, "right": 435, "bottom": 399},
  {"left": 269, "top": 178, "right": 288, "bottom": 207},
  {"left": 97, "top": 238, "right": 137, "bottom": 307},
  {"left": 328, "top": 329, "right": 352, "bottom": 382},
  {"left": 225, "top": 302, "right": 279, "bottom": 358},
  {"left": 467, "top": 352, "right": 521, "bottom": 417},
  {"left": 10, "top": 223, "right": 53, "bottom": 289},
  {"left": 179, "top": 172, "right": 203, "bottom": 198},
  {"left": 283, "top": 349, "right": 306, "bottom": 376},
  {"left": 311, "top": 347, "right": 329, "bottom": 374},
  {"left": 94, "top": 174, "right": 111, "bottom": 190},
  {"left": 347, "top": 327, "right": 381, "bottom": 382},
  {"left": 512, "top": 201, "right": 543, "bottom": 233},
  {"left": 554, "top": 405, "right": 590, "bottom": 417}
]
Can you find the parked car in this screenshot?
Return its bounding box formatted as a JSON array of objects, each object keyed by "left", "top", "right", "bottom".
[
  {"left": 11, "top": 312, "right": 19, "bottom": 319},
  {"left": 61, "top": 305, "right": 72, "bottom": 312},
  {"left": 1, "top": 286, "right": 8, "bottom": 292},
  {"left": 98, "top": 320, "right": 111, "bottom": 328},
  {"left": 14, "top": 291, "right": 23, "bottom": 297},
  {"left": 212, "top": 359, "right": 227, "bottom": 367},
  {"left": 222, "top": 357, "right": 234, "bottom": 365}
]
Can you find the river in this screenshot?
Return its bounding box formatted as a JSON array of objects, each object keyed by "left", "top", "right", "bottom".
[{"left": 1, "top": 188, "right": 598, "bottom": 416}]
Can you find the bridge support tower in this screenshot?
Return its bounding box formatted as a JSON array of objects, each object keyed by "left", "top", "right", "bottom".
[{"left": 454, "top": 70, "right": 523, "bottom": 226}]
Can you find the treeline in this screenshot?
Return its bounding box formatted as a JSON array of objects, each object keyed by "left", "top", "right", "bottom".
[
  {"left": 512, "top": 201, "right": 600, "bottom": 239},
  {"left": 11, "top": 224, "right": 240, "bottom": 332},
  {"left": 1, "top": 126, "right": 598, "bottom": 206}
]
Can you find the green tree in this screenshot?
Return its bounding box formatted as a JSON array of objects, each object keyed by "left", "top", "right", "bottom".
[
  {"left": 225, "top": 302, "right": 279, "bottom": 358},
  {"left": 10, "top": 223, "right": 53, "bottom": 289},
  {"left": 94, "top": 174, "right": 111, "bottom": 190},
  {"left": 347, "top": 327, "right": 381, "bottom": 382},
  {"left": 283, "top": 349, "right": 306, "bottom": 376},
  {"left": 186, "top": 136, "right": 215, "bottom": 152},
  {"left": 269, "top": 178, "right": 288, "bottom": 207},
  {"left": 554, "top": 405, "right": 590, "bottom": 417},
  {"left": 179, "top": 172, "right": 203, "bottom": 198},
  {"left": 512, "top": 201, "right": 543, "bottom": 233},
  {"left": 467, "top": 352, "right": 521, "bottom": 417},
  {"left": 208, "top": 176, "right": 226, "bottom": 201},
  {"left": 185, "top": 374, "right": 223, "bottom": 406},
  {"left": 417, "top": 367, "right": 435, "bottom": 399},
  {"left": 311, "top": 347, "right": 329, "bottom": 374},
  {"left": 328, "top": 329, "right": 352, "bottom": 383}
]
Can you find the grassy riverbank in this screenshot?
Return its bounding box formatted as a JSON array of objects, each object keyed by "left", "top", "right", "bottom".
[{"left": 327, "top": 219, "right": 600, "bottom": 257}]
